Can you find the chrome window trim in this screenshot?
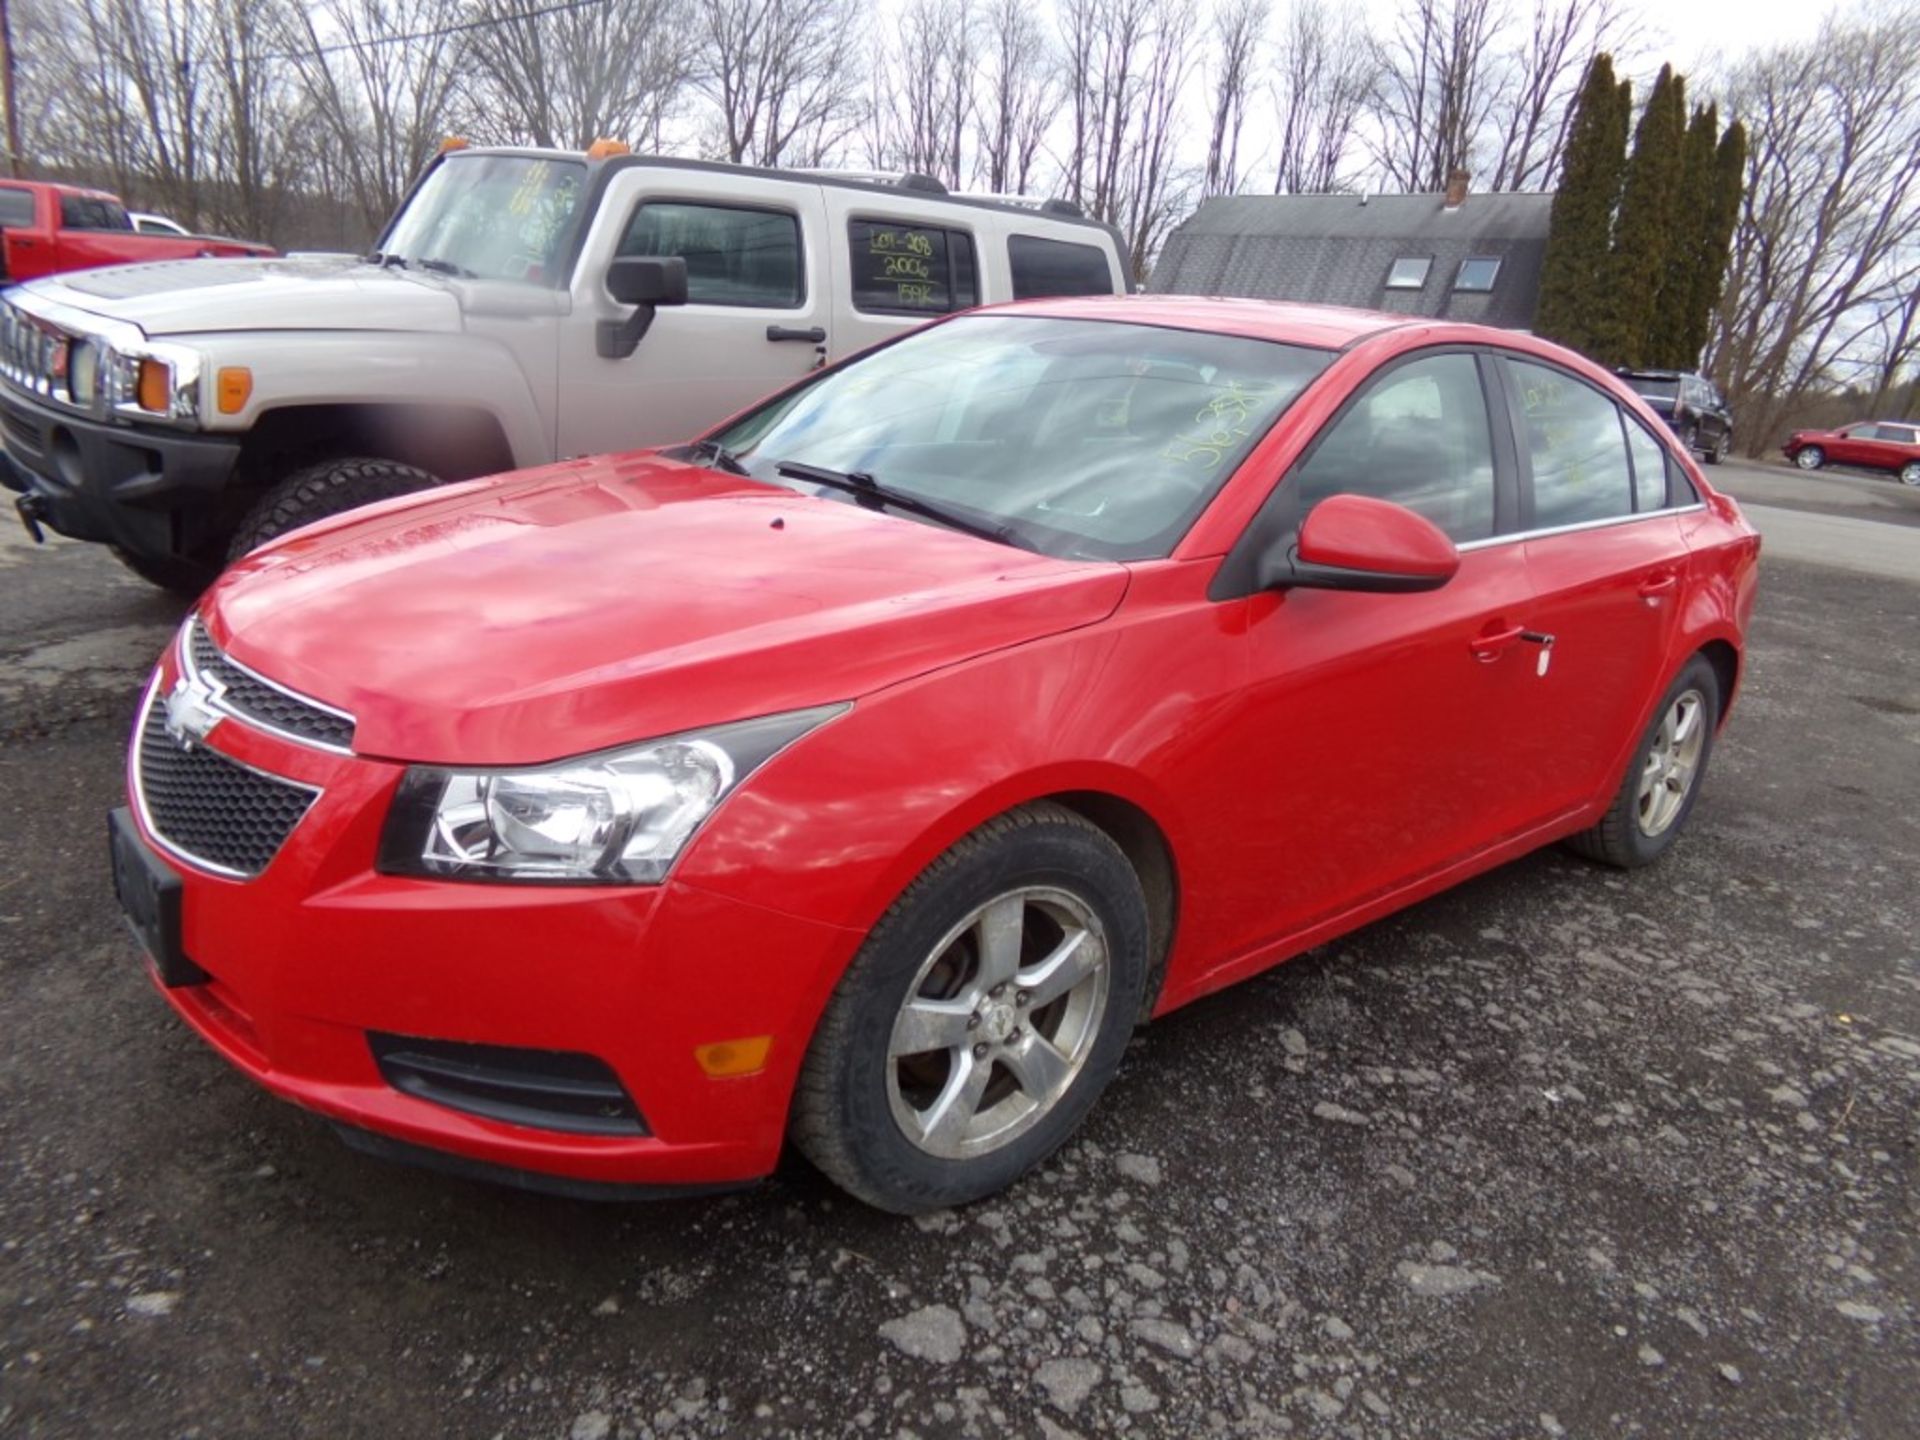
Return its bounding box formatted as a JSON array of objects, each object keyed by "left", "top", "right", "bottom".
[
  {"left": 182, "top": 617, "right": 357, "bottom": 756},
  {"left": 129, "top": 673, "right": 324, "bottom": 881},
  {"left": 1455, "top": 502, "right": 1706, "bottom": 553}
]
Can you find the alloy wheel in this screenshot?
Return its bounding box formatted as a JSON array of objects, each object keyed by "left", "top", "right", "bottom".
[
  {"left": 1796, "top": 447, "right": 1824, "bottom": 470},
  {"left": 1637, "top": 689, "right": 1707, "bottom": 837},
  {"left": 1901, "top": 463, "right": 1920, "bottom": 487},
  {"left": 886, "top": 886, "right": 1110, "bottom": 1160}
]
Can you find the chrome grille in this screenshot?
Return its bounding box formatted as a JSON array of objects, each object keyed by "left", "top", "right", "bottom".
[
  {"left": 185, "top": 618, "right": 356, "bottom": 752},
  {"left": 134, "top": 696, "right": 316, "bottom": 877},
  {"left": 0, "top": 300, "right": 78, "bottom": 404}
]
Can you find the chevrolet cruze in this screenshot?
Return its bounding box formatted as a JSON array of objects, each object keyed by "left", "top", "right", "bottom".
[{"left": 111, "top": 297, "right": 1760, "bottom": 1213}]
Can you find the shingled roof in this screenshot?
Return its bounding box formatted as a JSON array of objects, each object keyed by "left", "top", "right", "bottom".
[{"left": 1147, "top": 191, "right": 1554, "bottom": 330}]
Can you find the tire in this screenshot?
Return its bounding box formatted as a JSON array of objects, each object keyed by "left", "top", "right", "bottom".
[
  {"left": 1901, "top": 462, "right": 1920, "bottom": 487},
  {"left": 1679, "top": 421, "right": 1700, "bottom": 456},
  {"left": 1565, "top": 654, "right": 1721, "bottom": 870},
  {"left": 1795, "top": 446, "right": 1825, "bottom": 470},
  {"left": 227, "top": 456, "right": 439, "bottom": 562},
  {"left": 1707, "top": 431, "right": 1729, "bottom": 465},
  {"left": 792, "top": 802, "right": 1150, "bottom": 1214},
  {"left": 111, "top": 546, "right": 218, "bottom": 597}
]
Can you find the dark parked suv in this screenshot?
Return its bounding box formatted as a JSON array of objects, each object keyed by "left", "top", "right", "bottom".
[{"left": 1616, "top": 370, "right": 1733, "bottom": 464}]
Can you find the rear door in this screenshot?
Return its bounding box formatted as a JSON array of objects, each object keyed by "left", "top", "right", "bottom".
[
  {"left": 1499, "top": 356, "right": 1692, "bottom": 817},
  {"left": 816, "top": 189, "right": 983, "bottom": 363},
  {"left": 556, "top": 170, "right": 832, "bottom": 456}
]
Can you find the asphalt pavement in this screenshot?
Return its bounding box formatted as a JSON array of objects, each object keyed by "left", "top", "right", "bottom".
[{"left": 1, "top": 479, "right": 1916, "bottom": 1439}]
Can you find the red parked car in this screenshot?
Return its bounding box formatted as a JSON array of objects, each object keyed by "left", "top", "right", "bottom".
[
  {"left": 111, "top": 297, "right": 1759, "bottom": 1212},
  {"left": 1783, "top": 420, "right": 1920, "bottom": 485},
  {"left": 0, "top": 179, "right": 273, "bottom": 282}
]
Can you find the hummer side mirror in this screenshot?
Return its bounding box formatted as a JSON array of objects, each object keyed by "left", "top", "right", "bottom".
[{"left": 597, "top": 256, "right": 689, "bottom": 360}]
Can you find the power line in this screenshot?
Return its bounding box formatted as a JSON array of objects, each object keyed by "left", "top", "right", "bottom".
[{"left": 262, "top": 0, "right": 612, "bottom": 65}]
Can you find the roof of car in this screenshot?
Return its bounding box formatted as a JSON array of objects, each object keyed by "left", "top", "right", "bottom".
[{"left": 986, "top": 294, "right": 1423, "bottom": 350}]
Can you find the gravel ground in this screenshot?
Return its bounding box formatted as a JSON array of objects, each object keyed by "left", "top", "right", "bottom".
[{"left": 0, "top": 524, "right": 1915, "bottom": 1439}]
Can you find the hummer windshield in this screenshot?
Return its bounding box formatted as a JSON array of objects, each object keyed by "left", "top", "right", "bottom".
[{"left": 377, "top": 154, "right": 587, "bottom": 286}]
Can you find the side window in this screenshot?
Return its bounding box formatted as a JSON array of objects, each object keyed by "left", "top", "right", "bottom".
[
  {"left": 1508, "top": 359, "right": 1634, "bottom": 528},
  {"left": 1009, "top": 234, "right": 1116, "bottom": 299},
  {"left": 1292, "top": 353, "right": 1496, "bottom": 543},
  {"left": 1624, "top": 416, "right": 1670, "bottom": 512},
  {"left": 618, "top": 201, "right": 801, "bottom": 307},
  {"left": 1873, "top": 424, "right": 1916, "bottom": 443},
  {"left": 0, "top": 187, "right": 34, "bottom": 227},
  {"left": 59, "top": 195, "right": 130, "bottom": 231},
  {"left": 848, "top": 220, "right": 977, "bottom": 315}
]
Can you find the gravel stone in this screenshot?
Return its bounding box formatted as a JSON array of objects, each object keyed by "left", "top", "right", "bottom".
[
  {"left": 124, "top": 1292, "right": 180, "bottom": 1318},
  {"left": 1394, "top": 1261, "right": 1492, "bottom": 1296},
  {"left": 1115, "top": 1153, "right": 1162, "bottom": 1186},
  {"left": 1131, "top": 1317, "right": 1199, "bottom": 1359},
  {"left": 879, "top": 1305, "right": 967, "bottom": 1363},
  {"left": 1034, "top": 1357, "right": 1102, "bottom": 1415}
]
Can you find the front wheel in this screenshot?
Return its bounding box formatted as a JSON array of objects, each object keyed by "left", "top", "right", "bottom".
[
  {"left": 1901, "top": 462, "right": 1920, "bottom": 487},
  {"left": 1795, "top": 446, "right": 1825, "bottom": 470},
  {"left": 227, "top": 456, "right": 440, "bottom": 561},
  {"left": 792, "top": 803, "right": 1149, "bottom": 1213},
  {"left": 1707, "top": 431, "right": 1729, "bottom": 465},
  {"left": 1565, "top": 654, "right": 1721, "bottom": 870},
  {"left": 1679, "top": 421, "right": 1700, "bottom": 456}
]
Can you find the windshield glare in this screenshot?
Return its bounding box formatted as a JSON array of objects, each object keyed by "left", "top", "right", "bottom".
[
  {"left": 380, "top": 154, "right": 586, "bottom": 285},
  {"left": 711, "top": 315, "right": 1331, "bottom": 561}
]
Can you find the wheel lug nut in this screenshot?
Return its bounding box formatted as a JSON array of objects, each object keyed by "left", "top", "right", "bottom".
[
  {"left": 989, "top": 984, "right": 1006, "bottom": 998},
  {"left": 1009, "top": 1027, "right": 1022, "bottom": 1042},
  {"left": 967, "top": 1013, "right": 981, "bottom": 1029},
  {"left": 1015, "top": 991, "right": 1030, "bottom": 1007},
  {"left": 972, "top": 1043, "right": 989, "bottom": 1059}
]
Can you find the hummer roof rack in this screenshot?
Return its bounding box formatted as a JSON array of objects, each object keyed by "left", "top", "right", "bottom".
[{"left": 793, "top": 168, "right": 948, "bottom": 195}]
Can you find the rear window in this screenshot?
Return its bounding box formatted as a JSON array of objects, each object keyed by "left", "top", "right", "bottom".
[
  {"left": 0, "top": 187, "right": 34, "bottom": 227},
  {"left": 848, "top": 220, "right": 977, "bottom": 315},
  {"left": 59, "top": 195, "right": 132, "bottom": 231},
  {"left": 1621, "top": 373, "right": 1679, "bottom": 401},
  {"left": 1873, "top": 424, "right": 1918, "bottom": 444},
  {"left": 1009, "top": 234, "right": 1116, "bottom": 299},
  {"left": 620, "top": 201, "right": 802, "bottom": 308}
]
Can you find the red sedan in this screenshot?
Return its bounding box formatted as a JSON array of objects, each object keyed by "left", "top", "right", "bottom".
[
  {"left": 111, "top": 297, "right": 1760, "bottom": 1212},
  {"left": 1783, "top": 420, "right": 1920, "bottom": 485}
]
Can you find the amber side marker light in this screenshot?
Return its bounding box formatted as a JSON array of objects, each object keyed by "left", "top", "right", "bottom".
[
  {"left": 135, "top": 358, "right": 171, "bottom": 414},
  {"left": 695, "top": 1036, "right": 772, "bottom": 1078},
  {"left": 216, "top": 367, "right": 252, "bottom": 414},
  {"left": 587, "top": 138, "right": 631, "bottom": 160}
]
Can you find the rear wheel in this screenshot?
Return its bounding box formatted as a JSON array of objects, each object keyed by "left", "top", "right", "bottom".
[
  {"left": 1679, "top": 421, "right": 1700, "bottom": 456},
  {"left": 1795, "top": 446, "right": 1825, "bottom": 470},
  {"left": 1565, "top": 654, "right": 1720, "bottom": 870},
  {"left": 1707, "top": 430, "right": 1729, "bottom": 465},
  {"left": 1900, "top": 462, "right": 1920, "bottom": 487},
  {"left": 227, "top": 456, "right": 439, "bottom": 561},
  {"left": 792, "top": 803, "right": 1149, "bottom": 1213}
]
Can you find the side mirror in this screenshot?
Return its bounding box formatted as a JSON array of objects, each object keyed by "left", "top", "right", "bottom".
[
  {"left": 597, "top": 255, "right": 689, "bottom": 359},
  {"left": 1257, "top": 493, "right": 1460, "bottom": 594}
]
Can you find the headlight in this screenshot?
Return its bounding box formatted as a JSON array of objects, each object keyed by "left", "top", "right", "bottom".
[
  {"left": 102, "top": 343, "right": 201, "bottom": 423},
  {"left": 68, "top": 341, "right": 99, "bottom": 405},
  {"left": 376, "top": 706, "right": 846, "bottom": 884}
]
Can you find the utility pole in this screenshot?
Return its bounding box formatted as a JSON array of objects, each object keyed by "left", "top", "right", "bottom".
[{"left": 0, "top": 0, "right": 22, "bottom": 179}]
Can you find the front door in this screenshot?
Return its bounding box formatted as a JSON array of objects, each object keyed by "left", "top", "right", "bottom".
[
  {"left": 1201, "top": 351, "right": 1545, "bottom": 956},
  {"left": 556, "top": 172, "right": 833, "bottom": 458}
]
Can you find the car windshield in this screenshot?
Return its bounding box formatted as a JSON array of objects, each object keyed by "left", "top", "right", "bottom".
[
  {"left": 1623, "top": 374, "right": 1680, "bottom": 401},
  {"left": 378, "top": 154, "right": 586, "bottom": 285},
  {"left": 707, "top": 315, "right": 1332, "bottom": 562}
]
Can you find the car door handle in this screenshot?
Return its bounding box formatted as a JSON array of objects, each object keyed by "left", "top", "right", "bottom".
[
  {"left": 1470, "top": 625, "right": 1553, "bottom": 661},
  {"left": 767, "top": 325, "right": 826, "bottom": 343},
  {"left": 1637, "top": 572, "right": 1679, "bottom": 599}
]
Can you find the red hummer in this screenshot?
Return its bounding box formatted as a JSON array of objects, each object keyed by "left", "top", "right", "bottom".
[{"left": 0, "top": 179, "right": 273, "bottom": 283}]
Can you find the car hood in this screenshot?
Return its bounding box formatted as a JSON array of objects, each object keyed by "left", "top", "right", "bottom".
[
  {"left": 204, "top": 455, "right": 1130, "bottom": 765},
  {"left": 23, "top": 255, "right": 465, "bottom": 338}
]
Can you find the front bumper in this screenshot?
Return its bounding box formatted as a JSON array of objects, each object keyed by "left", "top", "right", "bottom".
[
  {"left": 122, "top": 650, "right": 861, "bottom": 1191},
  {"left": 0, "top": 378, "right": 239, "bottom": 557}
]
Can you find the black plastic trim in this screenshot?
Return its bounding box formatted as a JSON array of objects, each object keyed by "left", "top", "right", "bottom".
[
  {"left": 369, "top": 1032, "right": 649, "bottom": 1137},
  {"left": 332, "top": 1124, "right": 751, "bottom": 1203}
]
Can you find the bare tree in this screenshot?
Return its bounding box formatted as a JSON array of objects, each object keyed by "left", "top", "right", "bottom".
[
  {"left": 1486, "top": 0, "right": 1634, "bottom": 191},
  {"left": 460, "top": 0, "right": 697, "bottom": 152},
  {"left": 1711, "top": 3, "right": 1920, "bottom": 448},
  {"left": 868, "top": 0, "right": 976, "bottom": 186},
  {"left": 288, "top": 0, "right": 468, "bottom": 236},
  {"left": 1202, "top": 0, "right": 1266, "bottom": 198},
  {"left": 1272, "top": 0, "right": 1375, "bottom": 192},
  {"left": 697, "top": 0, "right": 860, "bottom": 168},
  {"left": 1367, "top": 0, "right": 1504, "bottom": 192},
  {"left": 974, "top": 0, "right": 1054, "bottom": 194}
]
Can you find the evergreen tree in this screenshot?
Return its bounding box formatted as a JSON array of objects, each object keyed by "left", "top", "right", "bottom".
[
  {"left": 1534, "top": 55, "right": 1629, "bottom": 354},
  {"left": 1693, "top": 120, "right": 1747, "bottom": 378},
  {"left": 1595, "top": 65, "right": 1687, "bottom": 368},
  {"left": 1648, "top": 104, "right": 1722, "bottom": 368}
]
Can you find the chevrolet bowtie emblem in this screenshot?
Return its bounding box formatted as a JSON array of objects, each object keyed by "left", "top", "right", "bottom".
[{"left": 163, "top": 673, "right": 225, "bottom": 749}]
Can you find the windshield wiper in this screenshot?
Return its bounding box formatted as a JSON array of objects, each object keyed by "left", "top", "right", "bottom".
[
  {"left": 361, "top": 250, "right": 408, "bottom": 269},
  {"left": 417, "top": 256, "right": 477, "bottom": 278},
  {"left": 775, "top": 460, "right": 1012, "bottom": 546},
  {"left": 675, "top": 437, "right": 751, "bottom": 476}
]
